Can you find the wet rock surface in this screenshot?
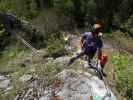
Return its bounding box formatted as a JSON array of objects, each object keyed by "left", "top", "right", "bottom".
[
  {"left": 0, "top": 75, "right": 11, "bottom": 89},
  {"left": 19, "top": 74, "right": 33, "bottom": 82},
  {"left": 40, "top": 69, "right": 116, "bottom": 100}
]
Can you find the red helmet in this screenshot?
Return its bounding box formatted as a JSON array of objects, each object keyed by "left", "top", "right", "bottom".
[
  {"left": 93, "top": 19, "right": 103, "bottom": 29},
  {"left": 95, "top": 19, "right": 103, "bottom": 25}
]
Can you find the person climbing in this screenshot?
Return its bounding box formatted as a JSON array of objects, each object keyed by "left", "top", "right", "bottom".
[{"left": 67, "top": 20, "right": 105, "bottom": 74}]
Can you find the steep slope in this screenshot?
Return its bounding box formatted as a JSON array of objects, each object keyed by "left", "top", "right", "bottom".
[
  {"left": 13, "top": 55, "right": 116, "bottom": 100},
  {"left": 40, "top": 69, "right": 115, "bottom": 100}
]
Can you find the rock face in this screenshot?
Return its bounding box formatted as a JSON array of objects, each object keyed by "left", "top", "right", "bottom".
[
  {"left": 12, "top": 54, "right": 116, "bottom": 100},
  {"left": 0, "top": 75, "right": 11, "bottom": 89},
  {"left": 19, "top": 74, "right": 32, "bottom": 82},
  {"left": 40, "top": 69, "right": 116, "bottom": 100},
  {"left": 0, "top": 80, "right": 10, "bottom": 89},
  {"left": 54, "top": 57, "right": 71, "bottom": 65}
]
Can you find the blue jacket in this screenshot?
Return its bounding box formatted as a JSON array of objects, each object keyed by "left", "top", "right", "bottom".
[{"left": 81, "top": 32, "right": 103, "bottom": 55}]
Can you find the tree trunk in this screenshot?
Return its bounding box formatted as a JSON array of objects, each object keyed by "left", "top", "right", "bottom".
[
  {"left": 39, "top": 0, "right": 45, "bottom": 9},
  {"left": 36, "top": 0, "right": 52, "bottom": 9}
]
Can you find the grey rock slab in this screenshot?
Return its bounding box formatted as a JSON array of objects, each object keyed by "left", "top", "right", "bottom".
[
  {"left": 42, "top": 69, "right": 116, "bottom": 100},
  {"left": 19, "top": 74, "right": 32, "bottom": 82},
  {"left": 54, "top": 57, "right": 71, "bottom": 64},
  {"left": 0, "top": 75, "right": 7, "bottom": 81},
  {"left": 0, "top": 79, "right": 11, "bottom": 89}
]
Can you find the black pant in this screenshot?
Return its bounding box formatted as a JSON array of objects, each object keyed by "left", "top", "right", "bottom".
[{"left": 68, "top": 49, "right": 96, "bottom": 66}]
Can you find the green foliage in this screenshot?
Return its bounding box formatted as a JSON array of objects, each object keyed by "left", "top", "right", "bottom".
[
  {"left": 95, "top": 0, "right": 121, "bottom": 17},
  {"left": 0, "top": 0, "right": 132, "bottom": 31},
  {"left": 110, "top": 51, "right": 133, "bottom": 99},
  {"left": 53, "top": 0, "right": 74, "bottom": 12},
  {"left": 123, "top": 15, "right": 133, "bottom": 33},
  {"left": 0, "top": 46, "right": 25, "bottom": 59},
  {"left": 61, "top": 0, "right": 96, "bottom": 16},
  {"left": 117, "top": 0, "right": 133, "bottom": 21},
  {"left": 106, "top": 31, "right": 133, "bottom": 99},
  {"left": 107, "top": 31, "right": 133, "bottom": 53},
  {"left": 29, "top": 0, "right": 39, "bottom": 18},
  {"left": 34, "top": 56, "right": 66, "bottom": 89},
  {"left": 0, "top": 0, "right": 39, "bottom": 19},
  {"left": 0, "top": 24, "right": 10, "bottom": 51},
  {"left": 46, "top": 32, "right": 65, "bottom": 57},
  {"left": 0, "top": 46, "right": 28, "bottom": 73},
  {"left": 53, "top": 0, "right": 97, "bottom": 26},
  {"left": 0, "top": 24, "right": 5, "bottom": 35}
]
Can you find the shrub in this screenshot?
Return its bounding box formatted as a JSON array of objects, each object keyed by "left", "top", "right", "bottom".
[
  {"left": 0, "top": 0, "right": 39, "bottom": 20},
  {"left": 110, "top": 51, "right": 133, "bottom": 99},
  {"left": 0, "top": 24, "right": 11, "bottom": 51},
  {"left": 46, "top": 32, "right": 66, "bottom": 57},
  {"left": 123, "top": 15, "right": 133, "bottom": 33}
]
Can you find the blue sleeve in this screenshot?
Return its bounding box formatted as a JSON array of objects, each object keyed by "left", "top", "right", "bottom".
[
  {"left": 81, "top": 32, "right": 92, "bottom": 38},
  {"left": 96, "top": 39, "right": 103, "bottom": 49},
  {"left": 81, "top": 33, "right": 87, "bottom": 38}
]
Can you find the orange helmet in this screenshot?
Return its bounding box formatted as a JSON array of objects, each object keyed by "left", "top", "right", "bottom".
[
  {"left": 95, "top": 19, "right": 103, "bottom": 25},
  {"left": 93, "top": 19, "right": 103, "bottom": 29}
]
